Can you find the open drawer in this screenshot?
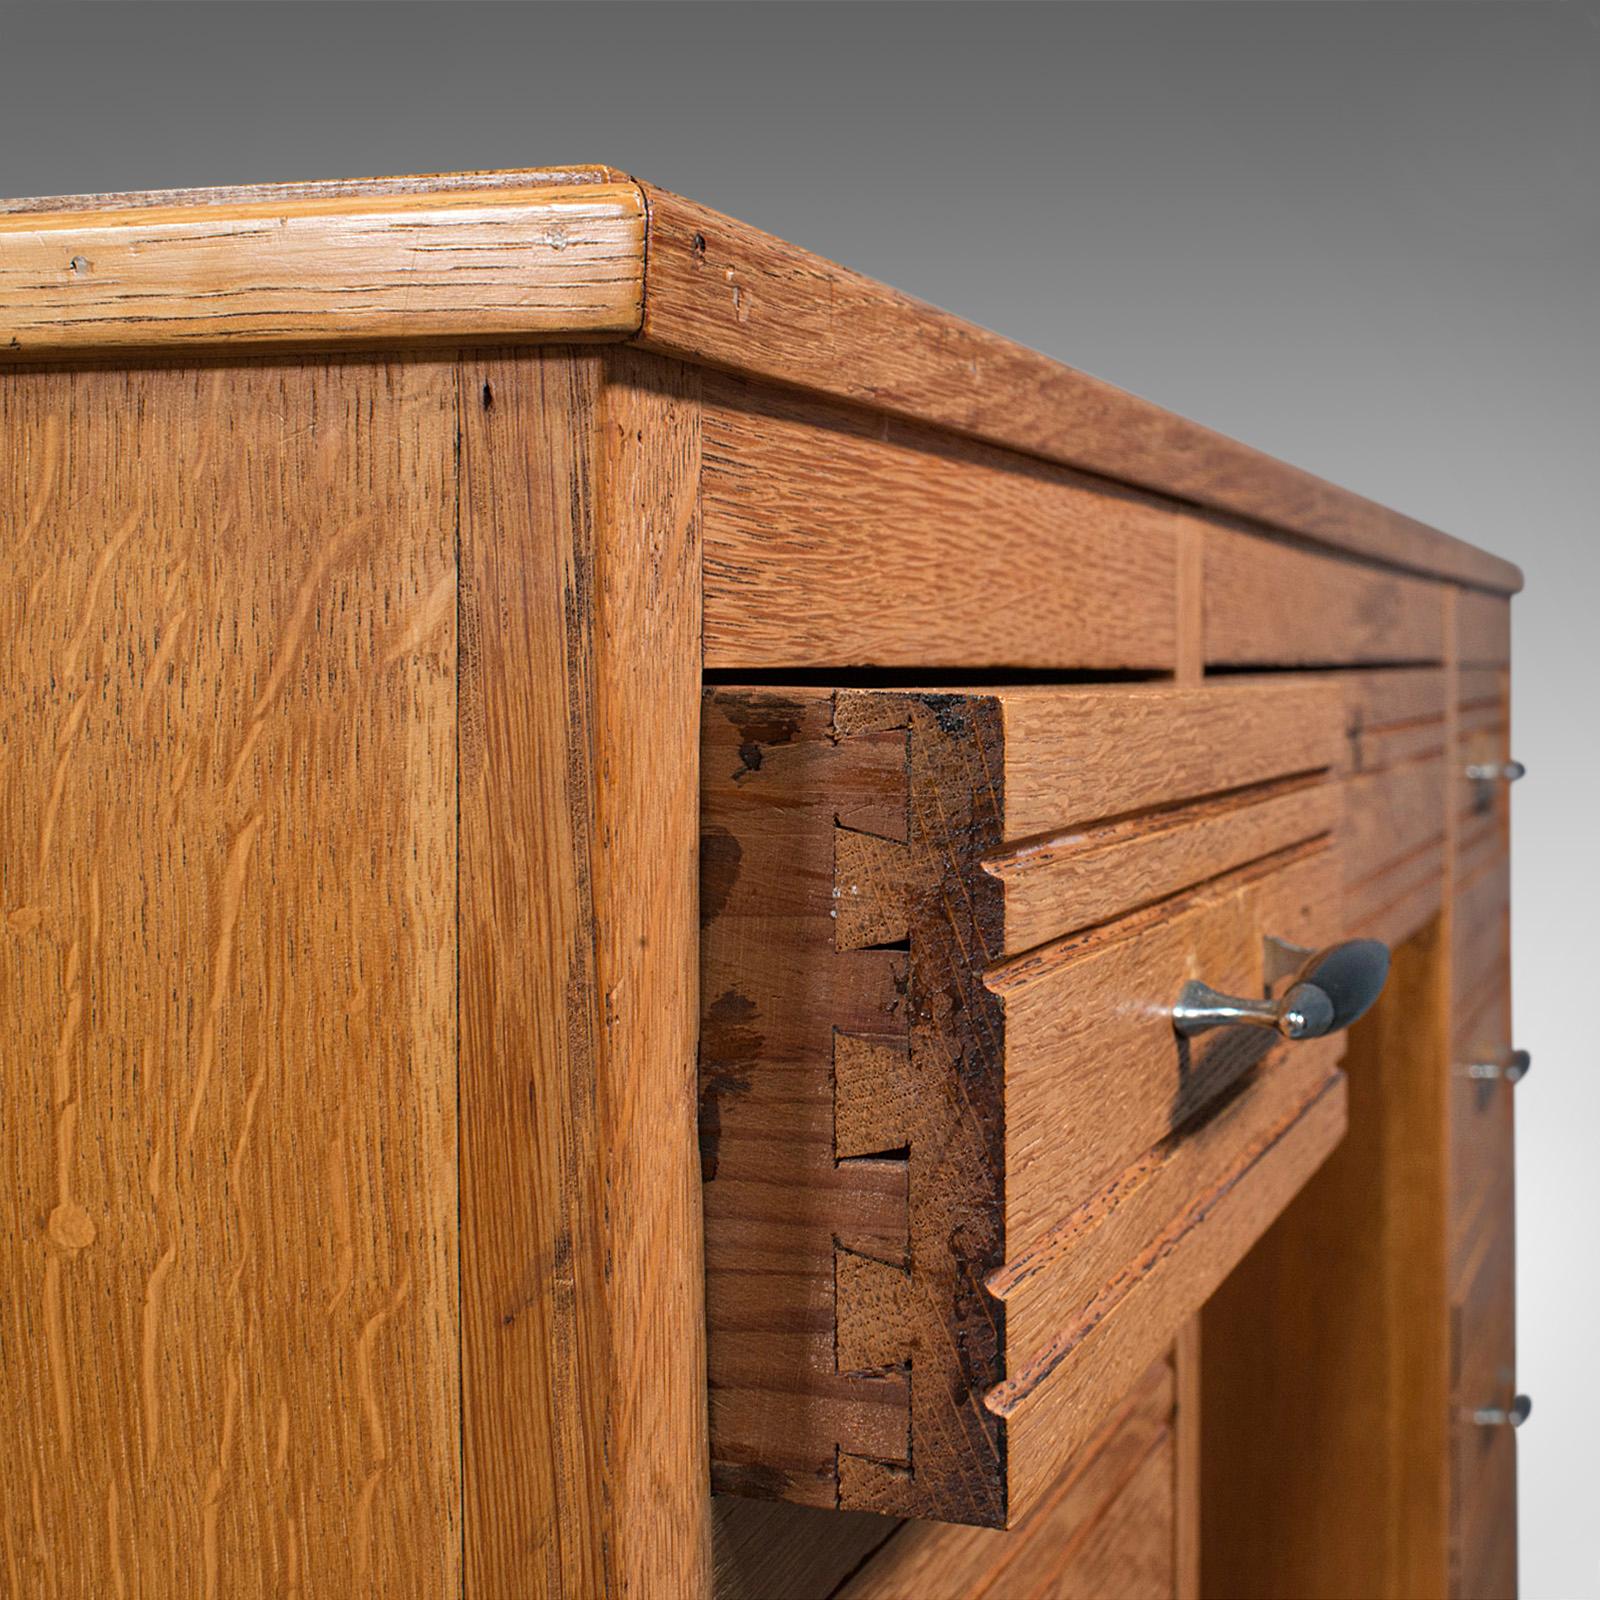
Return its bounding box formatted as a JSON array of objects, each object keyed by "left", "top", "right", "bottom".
[{"left": 700, "top": 681, "right": 1364, "bottom": 1528}]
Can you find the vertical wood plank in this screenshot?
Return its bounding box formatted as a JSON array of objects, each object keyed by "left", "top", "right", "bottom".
[
  {"left": 457, "top": 347, "right": 707, "bottom": 1597},
  {"left": 597, "top": 347, "right": 710, "bottom": 1596},
  {"left": 0, "top": 358, "right": 462, "bottom": 1596}
]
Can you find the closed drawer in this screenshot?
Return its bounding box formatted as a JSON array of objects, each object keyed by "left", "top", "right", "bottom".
[
  {"left": 701, "top": 680, "right": 1359, "bottom": 1527},
  {"left": 1205, "top": 526, "right": 1445, "bottom": 666},
  {"left": 699, "top": 376, "right": 1180, "bottom": 672}
]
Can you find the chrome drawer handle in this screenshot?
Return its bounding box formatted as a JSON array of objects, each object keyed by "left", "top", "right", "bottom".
[
  {"left": 1172, "top": 937, "right": 1391, "bottom": 1041},
  {"left": 1473, "top": 1395, "right": 1531, "bottom": 1428},
  {"left": 1465, "top": 759, "right": 1525, "bottom": 783},
  {"left": 1464, "top": 1048, "right": 1531, "bottom": 1083}
]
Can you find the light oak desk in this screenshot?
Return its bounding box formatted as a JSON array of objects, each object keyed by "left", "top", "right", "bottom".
[{"left": 0, "top": 168, "right": 1522, "bottom": 1598}]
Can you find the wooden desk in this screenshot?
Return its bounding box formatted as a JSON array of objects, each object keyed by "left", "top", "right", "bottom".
[{"left": 0, "top": 167, "right": 1521, "bottom": 1598}]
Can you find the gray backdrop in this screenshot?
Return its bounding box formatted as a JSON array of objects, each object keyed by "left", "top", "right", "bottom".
[{"left": 3, "top": 4, "right": 1594, "bottom": 1595}]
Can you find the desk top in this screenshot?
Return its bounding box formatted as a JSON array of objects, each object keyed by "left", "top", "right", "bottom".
[{"left": 0, "top": 165, "right": 1519, "bottom": 594}]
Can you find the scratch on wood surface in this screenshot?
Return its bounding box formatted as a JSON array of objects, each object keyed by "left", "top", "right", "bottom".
[
  {"left": 356, "top": 1271, "right": 412, "bottom": 1463},
  {"left": 183, "top": 814, "right": 263, "bottom": 1146},
  {"left": 136, "top": 605, "right": 191, "bottom": 730},
  {"left": 353, "top": 1468, "right": 382, "bottom": 1589},
  {"left": 231, "top": 1053, "right": 269, "bottom": 1173},
  {"left": 282, "top": 1513, "right": 302, "bottom": 1598},
  {"left": 225, "top": 520, "right": 364, "bottom": 797},
  {"left": 17, "top": 411, "right": 60, "bottom": 552},
  {"left": 200, "top": 1363, "right": 241, "bottom": 1600},
  {"left": 160, "top": 742, "right": 196, "bottom": 832},
  {"left": 47, "top": 881, "right": 98, "bottom": 1253},
  {"left": 351, "top": 1271, "right": 411, "bottom": 1584},
  {"left": 36, "top": 692, "right": 88, "bottom": 883},
  {"left": 61, "top": 506, "right": 141, "bottom": 683}
]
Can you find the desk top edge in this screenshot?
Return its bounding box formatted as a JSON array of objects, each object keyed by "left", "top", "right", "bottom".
[{"left": 0, "top": 164, "right": 1522, "bottom": 595}]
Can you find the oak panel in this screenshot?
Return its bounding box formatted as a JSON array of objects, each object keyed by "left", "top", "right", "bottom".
[
  {"left": 701, "top": 377, "right": 1177, "bottom": 670},
  {"left": 457, "top": 349, "right": 710, "bottom": 1597},
  {"left": 1205, "top": 527, "right": 1445, "bottom": 665},
  {"left": 996, "top": 682, "right": 1341, "bottom": 839},
  {"left": 0, "top": 359, "right": 460, "bottom": 1595}
]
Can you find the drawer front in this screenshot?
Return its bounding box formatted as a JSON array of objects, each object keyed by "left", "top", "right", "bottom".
[
  {"left": 700, "top": 376, "right": 1180, "bottom": 672},
  {"left": 1336, "top": 668, "right": 1451, "bottom": 945},
  {"left": 702, "top": 680, "right": 1356, "bottom": 1526},
  {"left": 1204, "top": 526, "right": 1445, "bottom": 666}
]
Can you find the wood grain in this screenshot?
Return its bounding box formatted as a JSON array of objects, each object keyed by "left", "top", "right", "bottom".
[
  {"left": 0, "top": 358, "right": 461, "bottom": 1595},
  {"left": 0, "top": 184, "right": 645, "bottom": 358},
  {"left": 700, "top": 375, "right": 1177, "bottom": 670},
  {"left": 1205, "top": 526, "right": 1446, "bottom": 666},
  {"left": 985, "top": 778, "right": 1339, "bottom": 957},
  {"left": 457, "top": 348, "right": 709, "bottom": 1597},
  {"left": 638, "top": 183, "right": 1521, "bottom": 595},
  {"left": 996, "top": 682, "right": 1343, "bottom": 840}
]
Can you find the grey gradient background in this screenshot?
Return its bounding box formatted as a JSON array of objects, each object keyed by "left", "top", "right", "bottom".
[{"left": 3, "top": 2, "right": 1595, "bottom": 1593}]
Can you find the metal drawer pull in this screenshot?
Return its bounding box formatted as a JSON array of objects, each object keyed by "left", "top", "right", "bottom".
[
  {"left": 1464, "top": 1048, "right": 1531, "bottom": 1083},
  {"left": 1473, "top": 1395, "right": 1532, "bottom": 1428},
  {"left": 1172, "top": 937, "right": 1390, "bottom": 1041},
  {"left": 1464, "top": 759, "right": 1525, "bottom": 783}
]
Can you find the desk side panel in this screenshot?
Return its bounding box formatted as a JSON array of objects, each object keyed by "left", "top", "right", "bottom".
[{"left": 0, "top": 357, "right": 462, "bottom": 1595}]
